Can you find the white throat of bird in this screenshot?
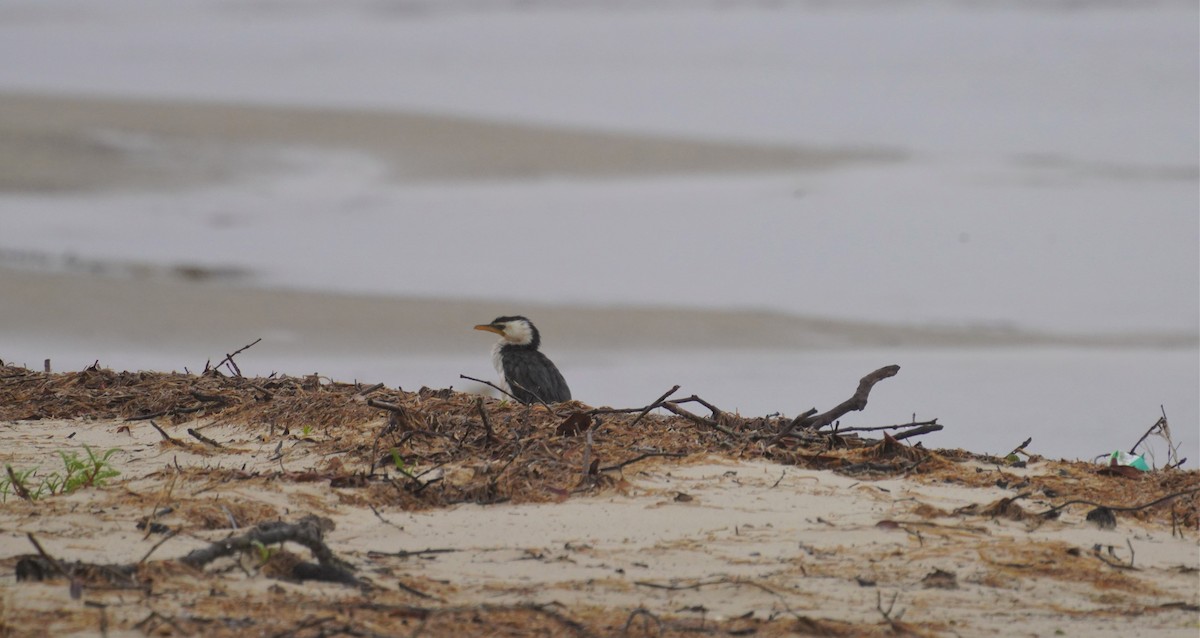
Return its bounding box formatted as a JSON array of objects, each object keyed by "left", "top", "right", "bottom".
[{"left": 500, "top": 319, "right": 534, "bottom": 346}]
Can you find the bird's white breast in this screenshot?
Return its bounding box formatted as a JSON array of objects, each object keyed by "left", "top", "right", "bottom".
[{"left": 491, "top": 341, "right": 511, "bottom": 392}]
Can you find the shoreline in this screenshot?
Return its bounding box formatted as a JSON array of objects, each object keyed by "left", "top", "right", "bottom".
[{"left": 3, "top": 267, "right": 1194, "bottom": 360}]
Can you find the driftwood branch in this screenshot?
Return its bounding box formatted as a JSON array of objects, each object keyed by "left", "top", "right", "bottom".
[
  {"left": 583, "top": 386, "right": 683, "bottom": 432},
  {"left": 366, "top": 398, "right": 406, "bottom": 414},
  {"left": 670, "top": 395, "right": 723, "bottom": 418},
  {"left": 1035, "top": 486, "right": 1200, "bottom": 519},
  {"left": 891, "top": 423, "right": 944, "bottom": 441},
  {"left": 771, "top": 365, "right": 901, "bottom": 444},
  {"left": 366, "top": 398, "right": 417, "bottom": 436},
  {"left": 660, "top": 401, "right": 739, "bottom": 438},
  {"left": 180, "top": 515, "right": 358, "bottom": 586},
  {"left": 356, "top": 382, "right": 385, "bottom": 397}
]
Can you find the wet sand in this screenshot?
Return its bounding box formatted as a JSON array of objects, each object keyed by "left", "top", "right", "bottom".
[
  {"left": 2, "top": 266, "right": 1190, "bottom": 369},
  {"left": 0, "top": 91, "right": 903, "bottom": 193}
]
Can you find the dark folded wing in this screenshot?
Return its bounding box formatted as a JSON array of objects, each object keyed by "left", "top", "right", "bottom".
[{"left": 502, "top": 350, "right": 571, "bottom": 404}]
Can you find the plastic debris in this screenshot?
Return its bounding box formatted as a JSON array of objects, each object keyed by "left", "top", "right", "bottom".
[{"left": 1108, "top": 451, "right": 1150, "bottom": 472}]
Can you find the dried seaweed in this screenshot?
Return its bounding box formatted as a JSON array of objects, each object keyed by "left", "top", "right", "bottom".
[
  {"left": 3, "top": 362, "right": 1197, "bottom": 638},
  {"left": 1, "top": 363, "right": 1196, "bottom": 527}
]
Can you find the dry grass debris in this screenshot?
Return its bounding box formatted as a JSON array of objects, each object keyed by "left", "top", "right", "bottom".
[
  {"left": 1, "top": 362, "right": 1197, "bottom": 637},
  {"left": 1, "top": 363, "right": 1195, "bottom": 525}
]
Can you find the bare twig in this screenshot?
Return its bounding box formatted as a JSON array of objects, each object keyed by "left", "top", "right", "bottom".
[
  {"left": 623, "top": 608, "right": 663, "bottom": 636},
  {"left": 141, "top": 474, "right": 177, "bottom": 541},
  {"left": 835, "top": 419, "right": 939, "bottom": 434},
  {"left": 6, "top": 465, "right": 33, "bottom": 502},
  {"left": 771, "top": 470, "right": 787, "bottom": 488},
  {"left": 396, "top": 579, "right": 435, "bottom": 599},
  {"left": 138, "top": 531, "right": 178, "bottom": 564},
  {"left": 876, "top": 590, "right": 906, "bottom": 622},
  {"left": 1092, "top": 540, "right": 1139, "bottom": 570},
  {"left": 660, "top": 401, "right": 739, "bottom": 438},
  {"left": 891, "top": 423, "right": 945, "bottom": 441},
  {"left": 459, "top": 374, "right": 522, "bottom": 404},
  {"left": 366, "top": 547, "right": 460, "bottom": 559},
  {"left": 580, "top": 429, "right": 595, "bottom": 486},
  {"left": 213, "top": 337, "right": 261, "bottom": 377},
  {"left": 629, "top": 385, "right": 680, "bottom": 429},
  {"left": 186, "top": 428, "right": 224, "bottom": 448},
  {"left": 670, "top": 394, "right": 724, "bottom": 418},
  {"left": 475, "top": 397, "right": 496, "bottom": 443},
  {"left": 599, "top": 451, "right": 687, "bottom": 473},
  {"left": 368, "top": 505, "right": 405, "bottom": 531},
  {"left": 771, "top": 365, "right": 901, "bottom": 444},
  {"left": 1000, "top": 437, "right": 1033, "bottom": 461},
  {"left": 634, "top": 578, "right": 735, "bottom": 591},
  {"left": 1129, "top": 408, "right": 1168, "bottom": 455},
  {"left": 26, "top": 534, "right": 70, "bottom": 578},
  {"left": 506, "top": 378, "right": 556, "bottom": 411},
  {"left": 366, "top": 398, "right": 408, "bottom": 415},
  {"left": 1036, "top": 486, "right": 1200, "bottom": 518},
  {"left": 147, "top": 420, "right": 180, "bottom": 445}
]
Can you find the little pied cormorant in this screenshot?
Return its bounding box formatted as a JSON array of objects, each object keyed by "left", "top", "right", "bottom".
[{"left": 474, "top": 316, "right": 571, "bottom": 404}]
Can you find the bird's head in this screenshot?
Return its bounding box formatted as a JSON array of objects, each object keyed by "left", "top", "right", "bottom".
[{"left": 474, "top": 316, "right": 539, "bottom": 347}]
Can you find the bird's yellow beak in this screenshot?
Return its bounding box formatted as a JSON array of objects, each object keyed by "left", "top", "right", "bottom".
[{"left": 474, "top": 324, "right": 504, "bottom": 335}]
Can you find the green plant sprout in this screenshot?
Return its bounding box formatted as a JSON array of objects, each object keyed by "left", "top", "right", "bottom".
[
  {"left": 389, "top": 448, "right": 415, "bottom": 478},
  {"left": 250, "top": 539, "right": 278, "bottom": 564},
  {"left": 58, "top": 446, "right": 121, "bottom": 491},
  {"left": 0, "top": 446, "right": 120, "bottom": 502}
]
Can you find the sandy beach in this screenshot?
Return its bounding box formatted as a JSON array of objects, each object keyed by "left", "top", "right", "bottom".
[
  {"left": 1, "top": 4, "right": 1196, "bottom": 632},
  {"left": 4, "top": 2, "right": 1195, "bottom": 633},
  {"left": 0, "top": 6, "right": 1195, "bottom": 633},
  {"left": 0, "top": 366, "right": 1196, "bottom": 637}
]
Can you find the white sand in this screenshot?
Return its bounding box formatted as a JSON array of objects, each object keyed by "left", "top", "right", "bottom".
[{"left": 0, "top": 418, "right": 1196, "bottom": 635}]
